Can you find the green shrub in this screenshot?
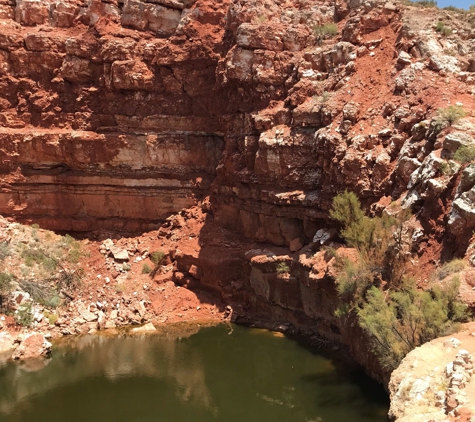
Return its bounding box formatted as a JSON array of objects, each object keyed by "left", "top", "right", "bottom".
[
  {"left": 407, "top": 0, "right": 437, "bottom": 6},
  {"left": 358, "top": 278, "right": 468, "bottom": 371},
  {"left": 142, "top": 263, "right": 152, "bottom": 274},
  {"left": 15, "top": 303, "right": 33, "bottom": 327},
  {"left": 436, "top": 105, "right": 467, "bottom": 126},
  {"left": 433, "top": 259, "right": 465, "bottom": 280},
  {"left": 44, "top": 311, "right": 58, "bottom": 325},
  {"left": 22, "top": 248, "right": 57, "bottom": 271},
  {"left": 330, "top": 191, "right": 365, "bottom": 228},
  {"left": 276, "top": 262, "right": 290, "bottom": 274},
  {"left": 435, "top": 21, "right": 452, "bottom": 35},
  {"left": 150, "top": 251, "right": 165, "bottom": 266},
  {"left": 19, "top": 280, "right": 56, "bottom": 306},
  {"left": 436, "top": 21, "right": 445, "bottom": 31},
  {"left": 314, "top": 23, "right": 338, "bottom": 44},
  {"left": 47, "top": 295, "right": 61, "bottom": 308},
  {"left": 442, "top": 26, "right": 453, "bottom": 36},
  {"left": 68, "top": 247, "right": 81, "bottom": 264},
  {"left": 329, "top": 191, "right": 469, "bottom": 371},
  {"left": 0, "top": 242, "right": 10, "bottom": 261},
  {"left": 334, "top": 256, "right": 374, "bottom": 303},
  {"left": 453, "top": 145, "right": 475, "bottom": 164},
  {"left": 330, "top": 190, "right": 394, "bottom": 258},
  {"left": 439, "top": 161, "right": 456, "bottom": 175},
  {"left": 0, "top": 272, "right": 13, "bottom": 295}
]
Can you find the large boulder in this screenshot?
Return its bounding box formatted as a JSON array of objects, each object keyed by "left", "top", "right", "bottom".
[{"left": 12, "top": 333, "right": 52, "bottom": 360}]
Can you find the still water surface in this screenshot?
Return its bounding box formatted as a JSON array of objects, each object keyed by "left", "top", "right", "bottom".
[{"left": 0, "top": 324, "right": 388, "bottom": 422}]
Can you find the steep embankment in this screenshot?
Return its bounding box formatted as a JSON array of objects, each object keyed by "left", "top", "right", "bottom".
[{"left": 4, "top": 0, "right": 475, "bottom": 403}]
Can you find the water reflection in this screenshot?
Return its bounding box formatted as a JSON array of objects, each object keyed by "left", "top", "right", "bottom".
[{"left": 0, "top": 324, "right": 388, "bottom": 422}]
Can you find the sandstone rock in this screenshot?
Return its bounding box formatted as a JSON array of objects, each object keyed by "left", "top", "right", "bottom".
[
  {"left": 236, "top": 23, "right": 284, "bottom": 51},
  {"left": 312, "top": 228, "right": 336, "bottom": 245},
  {"left": 84, "top": 0, "right": 120, "bottom": 26},
  {"left": 130, "top": 322, "right": 156, "bottom": 333},
  {"left": 224, "top": 47, "right": 254, "bottom": 83},
  {"left": 111, "top": 60, "right": 155, "bottom": 91},
  {"left": 448, "top": 190, "right": 475, "bottom": 235},
  {"left": 51, "top": 1, "right": 80, "bottom": 27},
  {"left": 444, "top": 338, "right": 462, "bottom": 348},
  {"left": 443, "top": 132, "right": 475, "bottom": 153},
  {"left": 12, "top": 333, "right": 52, "bottom": 360},
  {"left": 60, "top": 56, "right": 93, "bottom": 83},
  {"left": 110, "top": 246, "right": 129, "bottom": 261},
  {"left": 147, "top": 0, "right": 195, "bottom": 10},
  {"left": 397, "top": 157, "right": 421, "bottom": 184},
  {"left": 15, "top": 0, "right": 49, "bottom": 26},
  {"left": 289, "top": 238, "right": 303, "bottom": 252},
  {"left": 428, "top": 54, "right": 460, "bottom": 74},
  {"left": 0, "top": 332, "right": 15, "bottom": 354},
  {"left": 103, "top": 239, "right": 114, "bottom": 251},
  {"left": 78, "top": 306, "right": 98, "bottom": 322},
  {"left": 397, "top": 50, "right": 412, "bottom": 66},
  {"left": 121, "top": 1, "right": 181, "bottom": 36}
]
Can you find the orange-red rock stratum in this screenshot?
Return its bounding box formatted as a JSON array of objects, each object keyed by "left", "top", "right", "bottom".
[{"left": 4, "top": 0, "right": 475, "bottom": 419}]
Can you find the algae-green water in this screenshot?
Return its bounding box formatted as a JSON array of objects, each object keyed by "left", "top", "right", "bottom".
[{"left": 0, "top": 324, "right": 388, "bottom": 422}]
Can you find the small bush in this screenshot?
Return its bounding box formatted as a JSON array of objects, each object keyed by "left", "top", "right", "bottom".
[
  {"left": 0, "top": 272, "right": 14, "bottom": 310},
  {"left": 150, "top": 251, "right": 165, "bottom": 266},
  {"left": 453, "top": 145, "right": 475, "bottom": 164},
  {"left": 22, "top": 248, "right": 57, "bottom": 271},
  {"left": 47, "top": 295, "right": 61, "bottom": 308},
  {"left": 314, "top": 23, "right": 338, "bottom": 44},
  {"left": 436, "top": 21, "right": 445, "bottom": 31},
  {"left": 68, "top": 247, "right": 81, "bottom": 264},
  {"left": 330, "top": 190, "right": 365, "bottom": 228},
  {"left": 435, "top": 21, "right": 452, "bottom": 35},
  {"left": 0, "top": 242, "right": 10, "bottom": 261},
  {"left": 434, "top": 259, "right": 465, "bottom": 280},
  {"left": 15, "top": 303, "right": 33, "bottom": 327},
  {"left": 19, "top": 280, "right": 56, "bottom": 306},
  {"left": 359, "top": 278, "right": 468, "bottom": 371},
  {"left": 439, "top": 161, "right": 456, "bottom": 175},
  {"left": 142, "top": 263, "right": 152, "bottom": 274},
  {"left": 44, "top": 311, "right": 58, "bottom": 325},
  {"left": 442, "top": 26, "right": 453, "bottom": 36},
  {"left": 407, "top": 0, "right": 437, "bottom": 6},
  {"left": 436, "top": 105, "right": 467, "bottom": 126},
  {"left": 276, "top": 262, "right": 290, "bottom": 274},
  {"left": 334, "top": 256, "right": 374, "bottom": 304}
]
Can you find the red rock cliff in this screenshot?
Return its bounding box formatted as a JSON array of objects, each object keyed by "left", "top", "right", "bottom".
[{"left": 3, "top": 0, "right": 475, "bottom": 384}]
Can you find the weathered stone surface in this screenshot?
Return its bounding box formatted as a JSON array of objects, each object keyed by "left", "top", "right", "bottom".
[
  {"left": 130, "top": 322, "right": 156, "bottom": 333},
  {"left": 15, "top": 0, "right": 50, "bottom": 26},
  {"left": 111, "top": 60, "right": 155, "bottom": 91},
  {"left": 78, "top": 306, "right": 98, "bottom": 322},
  {"left": 0, "top": 332, "right": 15, "bottom": 354},
  {"left": 121, "top": 0, "right": 181, "bottom": 36},
  {"left": 12, "top": 333, "right": 52, "bottom": 360},
  {"left": 60, "top": 56, "right": 93, "bottom": 83},
  {"left": 443, "top": 132, "right": 475, "bottom": 153}
]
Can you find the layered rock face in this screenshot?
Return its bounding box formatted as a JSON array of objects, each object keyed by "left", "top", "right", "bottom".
[
  {"left": 4, "top": 0, "right": 475, "bottom": 390},
  {"left": 2, "top": 0, "right": 475, "bottom": 247},
  {"left": 0, "top": 0, "right": 227, "bottom": 232}
]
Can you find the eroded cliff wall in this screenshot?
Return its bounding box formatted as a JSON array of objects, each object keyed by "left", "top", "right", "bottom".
[
  {"left": 0, "top": 0, "right": 230, "bottom": 231},
  {"left": 4, "top": 0, "right": 475, "bottom": 386}
]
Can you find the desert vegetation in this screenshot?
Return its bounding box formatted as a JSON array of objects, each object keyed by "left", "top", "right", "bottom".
[
  {"left": 0, "top": 225, "right": 84, "bottom": 324},
  {"left": 330, "top": 191, "right": 469, "bottom": 371}
]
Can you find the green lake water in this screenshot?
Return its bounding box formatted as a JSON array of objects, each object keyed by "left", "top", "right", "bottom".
[{"left": 0, "top": 324, "right": 389, "bottom": 422}]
